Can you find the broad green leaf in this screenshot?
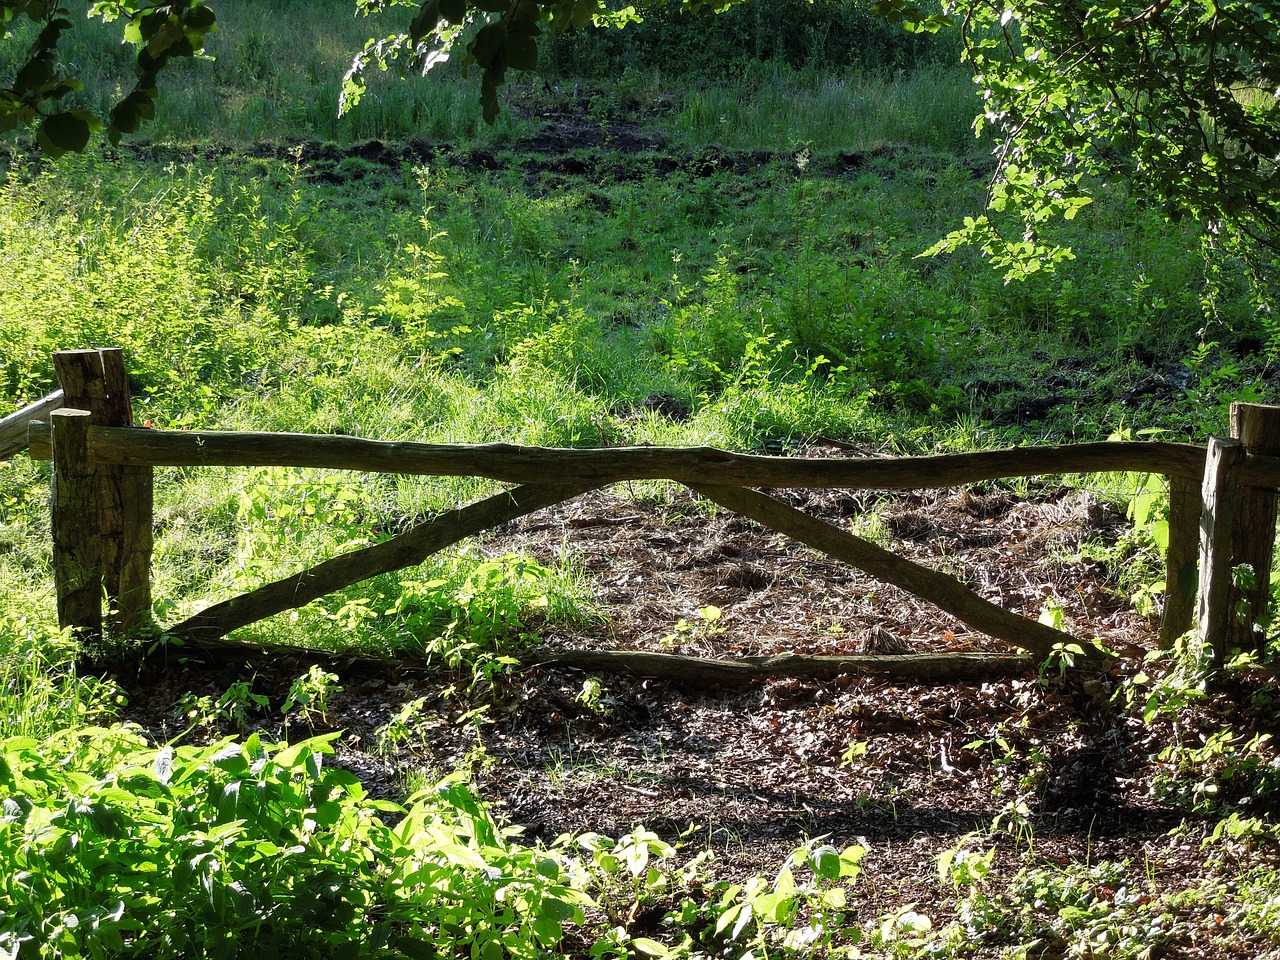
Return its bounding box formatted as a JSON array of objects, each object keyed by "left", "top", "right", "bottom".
[
  {"left": 531, "top": 917, "right": 564, "bottom": 945},
  {"left": 821, "top": 887, "right": 847, "bottom": 909},
  {"left": 810, "top": 843, "right": 842, "bottom": 880},
  {"left": 774, "top": 866, "right": 795, "bottom": 896},
  {"left": 714, "top": 902, "right": 744, "bottom": 937},
  {"left": 396, "top": 937, "right": 438, "bottom": 960},
  {"left": 439, "top": 0, "right": 465, "bottom": 25},
  {"left": 631, "top": 938, "right": 670, "bottom": 956},
  {"left": 752, "top": 890, "right": 794, "bottom": 925},
  {"left": 503, "top": 31, "right": 538, "bottom": 71},
  {"left": 37, "top": 111, "right": 91, "bottom": 156},
  {"left": 839, "top": 844, "right": 867, "bottom": 878},
  {"left": 410, "top": 0, "right": 442, "bottom": 43}
]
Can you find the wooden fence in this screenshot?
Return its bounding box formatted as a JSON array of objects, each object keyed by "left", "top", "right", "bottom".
[{"left": 7, "top": 348, "right": 1280, "bottom": 670}]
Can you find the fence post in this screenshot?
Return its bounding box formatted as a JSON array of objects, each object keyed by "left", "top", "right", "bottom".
[
  {"left": 52, "top": 349, "right": 154, "bottom": 637},
  {"left": 1227, "top": 402, "right": 1280, "bottom": 652},
  {"left": 51, "top": 409, "right": 102, "bottom": 638},
  {"left": 1198, "top": 436, "right": 1245, "bottom": 664},
  {"left": 1159, "top": 475, "right": 1201, "bottom": 648}
]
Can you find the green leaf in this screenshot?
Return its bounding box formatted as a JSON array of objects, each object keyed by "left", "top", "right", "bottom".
[
  {"left": 752, "top": 890, "right": 794, "bottom": 925},
  {"left": 821, "top": 887, "right": 847, "bottom": 908},
  {"left": 809, "top": 844, "right": 841, "bottom": 881},
  {"left": 503, "top": 31, "right": 538, "bottom": 71},
  {"left": 480, "top": 73, "right": 501, "bottom": 123},
  {"left": 470, "top": 23, "right": 506, "bottom": 67},
  {"left": 395, "top": 937, "right": 438, "bottom": 960},
  {"left": 218, "top": 780, "right": 242, "bottom": 821},
  {"left": 38, "top": 111, "right": 92, "bottom": 156},
  {"left": 244, "top": 732, "right": 267, "bottom": 766},
  {"left": 15, "top": 56, "right": 54, "bottom": 96},
  {"left": 439, "top": 0, "right": 466, "bottom": 25},
  {"left": 631, "top": 938, "right": 671, "bottom": 956},
  {"left": 839, "top": 844, "right": 867, "bottom": 878},
  {"left": 410, "top": 0, "right": 442, "bottom": 44},
  {"left": 531, "top": 917, "right": 564, "bottom": 945},
  {"left": 714, "top": 902, "right": 744, "bottom": 937},
  {"left": 571, "top": 0, "right": 596, "bottom": 27},
  {"left": 535, "top": 857, "right": 560, "bottom": 878},
  {"left": 185, "top": 4, "right": 217, "bottom": 33}
]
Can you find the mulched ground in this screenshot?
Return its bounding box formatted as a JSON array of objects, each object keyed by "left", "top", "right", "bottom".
[{"left": 111, "top": 455, "right": 1280, "bottom": 956}]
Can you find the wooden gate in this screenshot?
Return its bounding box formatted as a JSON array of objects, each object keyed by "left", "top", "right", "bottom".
[{"left": 9, "top": 348, "right": 1280, "bottom": 669}]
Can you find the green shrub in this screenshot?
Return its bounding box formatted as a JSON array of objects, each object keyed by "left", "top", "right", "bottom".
[{"left": 0, "top": 729, "right": 591, "bottom": 959}]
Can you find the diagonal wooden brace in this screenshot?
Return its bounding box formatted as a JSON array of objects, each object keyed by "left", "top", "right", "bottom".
[
  {"left": 687, "top": 483, "right": 1086, "bottom": 662},
  {"left": 171, "top": 482, "right": 596, "bottom": 645}
]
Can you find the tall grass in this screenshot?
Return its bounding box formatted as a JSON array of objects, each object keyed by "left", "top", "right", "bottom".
[
  {"left": 670, "top": 63, "right": 981, "bottom": 154},
  {"left": 538, "top": 0, "right": 959, "bottom": 78},
  {"left": 1, "top": 0, "right": 970, "bottom": 149},
  {"left": 0, "top": 0, "right": 528, "bottom": 146}
]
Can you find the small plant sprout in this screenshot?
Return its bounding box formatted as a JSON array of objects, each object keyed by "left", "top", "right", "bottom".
[
  {"left": 576, "top": 676, "right": 612, "bottom": 716},
  {"left": 1038, "top": 597, "right": 1067, "bottom": 632},
  {"left": 1042, "top": 640, "right": 1086, "bottom": 679},
  {"left": 937, "top": 833, "right": 996, "bottom": 892},
  {"left": 841, "top": 739, "right": 870, "bottom": 766},
  {"left": 216, "top": 678, "right": 269, "bottom": 733},
  {"left": 375, "top": 695, "right": 432, "bottom": 756},
  {"left": 659, "top": 605, "right": 723, "bottom": 652},
  {"left": 282, "top": 664, "right": 343, "bottom": 726},
  {"left": 172, "top": 692, "right": 216, "bottom": 737},
  {"left": 880, "top": 906, "right": 934, "bottom": 945},
  {"left": 702, "top": 839, "right": 868, "bottom": 957}
]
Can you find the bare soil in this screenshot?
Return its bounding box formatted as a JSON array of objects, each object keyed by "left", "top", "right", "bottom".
[{"left": 115, "top": 460, "right": 1280, "bottom": 957}]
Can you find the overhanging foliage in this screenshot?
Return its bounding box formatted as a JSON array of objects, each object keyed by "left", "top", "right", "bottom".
[{"left": 881, "top": 0, "right": 1280, "bottom": 274}]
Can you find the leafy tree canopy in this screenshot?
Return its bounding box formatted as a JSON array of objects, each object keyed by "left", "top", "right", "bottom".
[
  {"left": 2, "top": 0, "right": 1277, "bottom": 277},
  {"left": 878, "top": 0, "right": 1279, "bottom": 279}
]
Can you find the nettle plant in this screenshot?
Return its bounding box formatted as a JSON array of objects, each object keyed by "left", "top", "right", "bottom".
[
  {"left": 573, "top": 831, "right": 869, "bottom": 960},
  {"left": 388, "top": 551, "right": 564, "bottom": 689},
  {"left": 1, "top": 721, "right": 876, "bottom": 960},
  {"left": 231, "top": 466, "right": 372, "bottom": 587},
  {"left": 0, "top": 728, "right": 593, "bottom": 960}
]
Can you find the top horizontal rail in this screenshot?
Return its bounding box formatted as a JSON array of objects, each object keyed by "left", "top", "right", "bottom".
[
  {"left": 28, "top": 421, "right": 1211, "bottom": 488},
  {"left": 0, "top": 390, "right": 64, "bottom": 461}
]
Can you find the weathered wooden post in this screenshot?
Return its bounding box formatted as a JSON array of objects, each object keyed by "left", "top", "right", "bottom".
[
  {"left": 51, "top": 409, "right": 102, "bottom": 638},
  {"left": 1159, "top": 475, "right": 1201, "bottom": 648},
  {"left": 1197, "top": 436, "right": 1245, "bottom": 663},
  {"left": 52, "top": 349, "right": 154, "bottom": 637},
  {"left": 1226, "top": 402, "right": 1280, "bottom": 652}
]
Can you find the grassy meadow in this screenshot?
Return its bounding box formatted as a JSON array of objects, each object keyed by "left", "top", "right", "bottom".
[{"left": 3, "top": 1, "right": 1280, "bottom": 956}]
